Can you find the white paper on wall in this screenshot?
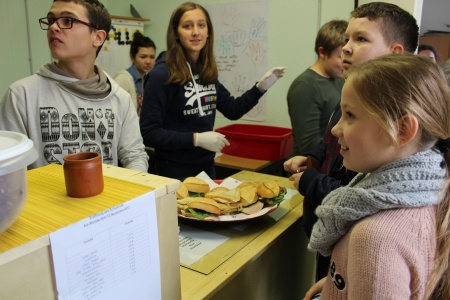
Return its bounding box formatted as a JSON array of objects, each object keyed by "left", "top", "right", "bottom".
[{"left": 205, "top": 1, "right": 269, "bottom": 121}]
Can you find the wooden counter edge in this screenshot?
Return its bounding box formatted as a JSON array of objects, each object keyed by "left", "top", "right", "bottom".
[
  {"left": 102, "top": 165, "right": 180, "bottom": 198},
  {"left": 214, "top": 154, "right": 271, "bottom": 171}
]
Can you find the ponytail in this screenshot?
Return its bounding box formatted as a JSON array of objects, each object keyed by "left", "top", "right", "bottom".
[{"left": 426, "top": 141, "right": 450, "bottom": 299}]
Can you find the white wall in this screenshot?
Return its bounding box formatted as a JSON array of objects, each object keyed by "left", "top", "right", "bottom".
[
  {"left": 135, "top": 0, "right": 354, "bottom": 129},
  {"left": 0, "top": 0, "right": 50, "bottom": 98},
  {"left": 420, "top": 0, "right": 450, "bottom": 35},
  {"left": 358, "top": 0, "right": 423, "bottom": 27},
  {"left": 0, "top": 0, "right": 427, "bottom": 130}
]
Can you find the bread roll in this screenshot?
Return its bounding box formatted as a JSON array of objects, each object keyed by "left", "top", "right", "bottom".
[
  {"left": 177, "top": 197, "right": 192, "bottom": 213},
  {"left": 257, "top": 181, "right": 280, "bottom": 198},
  {"left": 187, "top": 197, "right": 221, "bottom": 215},
  {"left": 210, "top": 186, "right": 230, "bottom": 193},
  {"left": 183, "top": 177, "right": 210, "bottom": 194},
  {"left": 239, "top": 186, "right": 258, "bottom": 207},
  {"left": 205, "top": 186, "right": 229, "bottom": 198},
  {"left": 176, "top": 182, "right": 189, "bottom": 199},
  {"left": 237, "top": 181, "right": 259, "bottom": 189},
  {"left": 214, "top": 188, "right": 240, "bottom": 203}
]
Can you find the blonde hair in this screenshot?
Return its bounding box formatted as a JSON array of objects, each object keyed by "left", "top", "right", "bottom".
[{"left": 347, "top": 53, "right": 450, "bottom": 299}]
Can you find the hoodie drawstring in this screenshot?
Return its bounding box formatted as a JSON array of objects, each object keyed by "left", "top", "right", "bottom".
[{"left": 186, "top": 62, "right": 206, "bottom": 117}]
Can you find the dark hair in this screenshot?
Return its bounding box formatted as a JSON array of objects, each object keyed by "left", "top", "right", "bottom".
[
  {"left": 53, "top": 0, "right": 111, "bottom": 56},
  {"left": 418, "top": 44, "right": 438, "bottom": 62},
  {"left": 315, "top": 19, "right": 348, "bottom": 56},
  {"left": 130, "top": 31, "right": 156, "bottom": 58},
  {"left": 166, "top": 2, "right": 217, "bottom": 85},
  {"left": 351, "top": 2, "right": 419, "bottom": 53}
]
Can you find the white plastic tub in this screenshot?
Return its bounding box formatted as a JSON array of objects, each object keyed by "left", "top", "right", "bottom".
[{"left": 0, "top": 131, "right": 38, "bottom": 234}]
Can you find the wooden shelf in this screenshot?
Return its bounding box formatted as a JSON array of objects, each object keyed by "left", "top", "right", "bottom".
[{"left": 110, "top": 15, "right": 150, "bottom": 22}]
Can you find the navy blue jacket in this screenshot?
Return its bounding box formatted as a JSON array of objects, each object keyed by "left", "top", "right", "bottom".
[
  {"left": 140, "top": 57, "right": 264, "bottom": 177},
  {"left": 300, "top": 103, "right": 357, "bottom": 237}
]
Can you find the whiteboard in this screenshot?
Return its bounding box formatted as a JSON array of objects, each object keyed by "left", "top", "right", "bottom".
[
  {"left": 205, "top": 1, "right": 269, "bottom": 121},
  {"left": 96, "top": 18, "right": 145, "bottom": 78}
]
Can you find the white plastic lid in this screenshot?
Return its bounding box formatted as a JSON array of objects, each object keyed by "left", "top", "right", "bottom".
[{"left": 0, "top": 131, "right": 38, "bottom": 176}]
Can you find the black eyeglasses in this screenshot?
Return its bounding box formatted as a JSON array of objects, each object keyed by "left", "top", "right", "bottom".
[{"left": 39, "top": 17, "right": 98, "bottom": 30}]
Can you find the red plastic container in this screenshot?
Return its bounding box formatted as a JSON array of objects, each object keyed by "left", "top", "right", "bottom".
[{"left": 215, "top": 124, "right": 293, "bottom": 161}]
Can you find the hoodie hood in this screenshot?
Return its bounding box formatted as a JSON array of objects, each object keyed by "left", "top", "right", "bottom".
[{"left": 37, "top": 63, "right": 112, "bottom": 101}]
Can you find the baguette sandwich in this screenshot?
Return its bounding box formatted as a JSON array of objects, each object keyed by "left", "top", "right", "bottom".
[
  {"left": 178, "top": 177, "right": 210, "bottom": 197},
  {"left": 256, "top": 181, "right": 287, "bottom": 205}
]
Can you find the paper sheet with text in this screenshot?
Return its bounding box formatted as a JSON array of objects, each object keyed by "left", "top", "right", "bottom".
[
  {"left": 179, "top": 224, "right": 230, "bottom": 266},
  {"left": 50, "top": 191, "right": 161, "bottom": 300}
]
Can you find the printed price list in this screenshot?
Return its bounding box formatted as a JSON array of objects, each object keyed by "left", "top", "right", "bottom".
[{"left": 64, "top": 214, "right": 151, "bottom": 299}]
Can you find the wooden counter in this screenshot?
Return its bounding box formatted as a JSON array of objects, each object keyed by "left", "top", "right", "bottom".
[
  {"left": 0, "top": 167, "right": 315, "bottom": 300},
  {"left": 179, "top": 171, "right": 315, "bottom": 300},
  {"left": 214, "top": 154, "right": 271, "bottom": 171},
  {"left": 0, "top": 164, "right": 181, "bottom": 300}
]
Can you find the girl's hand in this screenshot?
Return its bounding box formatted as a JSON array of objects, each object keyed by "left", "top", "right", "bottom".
[{"left": 303, "top": 277, "right": 326, "bottom": 300}]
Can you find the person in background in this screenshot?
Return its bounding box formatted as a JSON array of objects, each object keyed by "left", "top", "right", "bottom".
[
  {"left": 140, "top": 2, "right": 286, "bottom": 181},
  {"left": 0, "top": 0, "right": 148, "bottom": 172},
  {"left": 287, "top": 19, "right": 347, "bottom": 156},
  {"left": 444, "top": 57, "right": 450, "bottom": 87},
  {"left": 284, "top": 2, "right": 419, "bottom": 282},
  {"left": 114, "top": 31, "right": 156, "bottom": 115},
  {"left": 417, "top": 44, "right": 438, "bottom": 63},
  {"left": 304, "top": 54, "right": 450, "bottom": 300}
]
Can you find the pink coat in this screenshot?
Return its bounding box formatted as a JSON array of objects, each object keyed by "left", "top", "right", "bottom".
[{"left": 320, "top": 206, "right": 436, "bottom": 299}]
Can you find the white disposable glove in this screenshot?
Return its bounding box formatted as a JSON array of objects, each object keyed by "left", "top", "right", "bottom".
[
  {"left": 256, "top": 66, "right": 286, "bottom": 91},
  {"left": 195, "top": 131, "right": 230, "bottom": 153}
]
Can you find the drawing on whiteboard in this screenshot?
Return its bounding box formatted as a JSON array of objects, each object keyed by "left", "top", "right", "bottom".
[{"left": 206, "top": 1, "right": 269, "bottom": 121}]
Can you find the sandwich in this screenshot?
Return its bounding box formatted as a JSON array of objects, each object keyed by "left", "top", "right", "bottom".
[
  {"left": 217, "top": 201, "right": 241, "bottom": 215},
  {"left": 257, "top": 181, "right": 287, "bottom": 205},
  {"left": 239, "top": 186, "right": 258, "bottom": 207},
  {"left": 237, "top": 181, "right": 259, "bottom": 189},
  {"left": 187, "top": 197, "right": 221, "bottom": 215},
  {"left": 177, "top": 179, "right": 287, "bottom": 220},
  {"left": 176, "top": 182, "right": 190, "bottom": 199},
  {"left": 181, "top": 177, "right": 210, "bottom": 196},
  {"left": 205, "top": 188, "right": 240, "bottom": 203},
  {"left": 178, "top": 197, "right": 221, "bottom": 219},
  {"left": 205, "top": 186, "right": 229, "bottom": 198}
]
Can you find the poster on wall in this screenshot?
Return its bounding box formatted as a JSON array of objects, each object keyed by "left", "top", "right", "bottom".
[
  {"left": 205, "top": 1, "right": 269, "bottom": 121},
  {"left": 96, "top": 18, "right": 145, "bottom": 78}
]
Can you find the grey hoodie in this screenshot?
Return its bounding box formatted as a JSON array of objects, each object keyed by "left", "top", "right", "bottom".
[{"left": 0, "top": 64, "right": 148, "bottom": 172}]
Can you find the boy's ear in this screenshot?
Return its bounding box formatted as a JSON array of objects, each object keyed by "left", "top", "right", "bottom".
[
  {"left": 93, "top": 30, "right": 107, "bottom": 48},
  {"left": 391, "top": 43, "right": 404, "bottom": 54},
  {"left": 397, "top": 114, "right": 419, "bottom": 146},
  {"left": 318, "top": 46, "right": 326, "bottom": 59}
]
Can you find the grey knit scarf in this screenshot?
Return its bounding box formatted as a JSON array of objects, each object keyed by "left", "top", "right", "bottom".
[{"left": 308, "top": 149, "right": 446, "bottom": 256}]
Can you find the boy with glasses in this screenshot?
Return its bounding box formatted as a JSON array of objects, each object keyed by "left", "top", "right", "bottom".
[{"left": 0, "top": 0, "right": 148, "bottom": 172}]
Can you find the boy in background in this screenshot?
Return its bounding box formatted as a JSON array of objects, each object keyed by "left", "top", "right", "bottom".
[
  {"left": 284, "top": 2, "right": 419, "bottom": 283},
  {"left": 0, "top": 0, "right": 148, "bottom": 172},
  {"left": 287, "top": 19, "right": 348, "bottom": 156}
]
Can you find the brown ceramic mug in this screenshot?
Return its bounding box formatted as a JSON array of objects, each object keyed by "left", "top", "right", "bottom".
[{"left": 63, "top": 152, "right": 104, "bottom": 198}]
